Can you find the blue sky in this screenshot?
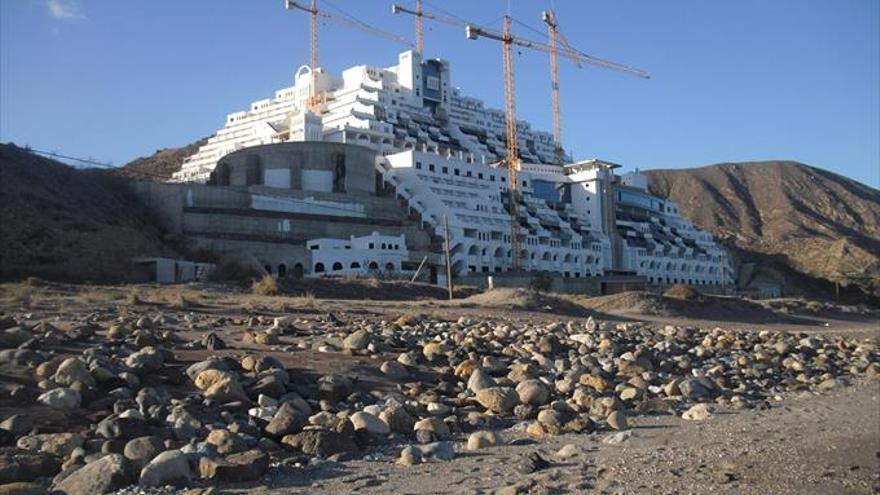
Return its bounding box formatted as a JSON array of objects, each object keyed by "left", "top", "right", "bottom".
[{"left": 1, "top": 0, "right": 878, "bottom": 187}]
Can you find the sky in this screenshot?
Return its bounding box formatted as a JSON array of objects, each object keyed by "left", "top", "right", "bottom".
[{"left": 1, "top": 0, "right": 878, "bottom": 187}]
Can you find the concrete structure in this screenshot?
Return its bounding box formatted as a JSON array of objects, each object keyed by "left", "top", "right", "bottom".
[
  {"left": 131, "top": 257, "right": 214, "bottom": 284},
  {"left": 308, "top": 232, "right": 408, "bottom": 276},
  {"left": 163, "top": 49, "right": 733, "bottom": 288},
  {"left": 173, "top": 51, "right": 560, "bottom": 183}
]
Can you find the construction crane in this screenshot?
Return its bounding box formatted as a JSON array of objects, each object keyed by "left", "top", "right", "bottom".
[
  {"left": 392, "top": 1, "right": 471, "bottom": 55},
  {"left": 541, "top": 10, "right": 649, "bottom": 165},
  {"left": 467, "top": 16, "right": 649, "bottom": 271},
  {"left": 284, "top": 0, "right": 411, "bottom": 112},
  {"left": 466, "top": 17, "right": 524, "bottom": 272}
]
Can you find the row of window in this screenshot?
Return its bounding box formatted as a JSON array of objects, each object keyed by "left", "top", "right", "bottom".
[
  {"left": 313, "top": 261, "right": 396, "bottom": 273},
  {"left": 414, "top": 161, "right": 529, "bottom": 187}
]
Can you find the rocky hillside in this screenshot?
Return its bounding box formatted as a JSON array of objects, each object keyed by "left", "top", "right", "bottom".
[
  {"left": 0, "top": 144, "right": 175, "bottom": 282},
  {"left": 645, "top": 161, "right": 880, "bottom": 298},
  {"left": 114, "top": 138, "right": 207, "bottom": 181}
]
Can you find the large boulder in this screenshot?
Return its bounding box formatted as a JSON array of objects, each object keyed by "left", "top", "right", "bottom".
[
  {"left": 138, "top": 450, "right": 192, "bottom": 487},
  {"left": 36, "top": 388, "right": 81, "bottom": 410},
  {"left": 475, "top": 387, "right": 518, "bottom": 413},
  {"left": 281, "top": 430, "right": 358, "bottom": 458},
  {"left": 198, "top": 450, "right": 269, "bottom": 482},
  {"left": 53, "top": 454, "right": 134, "bottom": 495},
  {"left": 52, "top": 358, "right": 95, "bottom": 388}
]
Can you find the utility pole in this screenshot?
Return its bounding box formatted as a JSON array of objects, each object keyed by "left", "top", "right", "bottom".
[{"left": 443, "top": 215, "right": 454, "bottom": 300}]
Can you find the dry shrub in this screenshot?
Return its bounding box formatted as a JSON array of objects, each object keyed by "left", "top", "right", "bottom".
[
  {"left": 252, "top": 275, "right": 280, "bottom": 297},
  {"left": 168, "top": 290, "right": 197, "bottom": 309},
  {"left": 209, "top": 257, "right": 260, "bottom": 284},
  {"left": 125, "top": 288, "right": 142, "bottom": 305},
  {"left": 663, "top": 283, "right": 702, "bottom": 301}
]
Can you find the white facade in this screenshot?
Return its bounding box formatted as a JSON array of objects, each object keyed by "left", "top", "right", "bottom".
[
  {"left": 173, "top": 50, "right": 732, "bottom": 286},
  {"left": 307, "top": 232, "right": 407, "bottom": 277},
  {"left": 377, "top": 152, "right": 732, "bottom": 284},
  {"left": 173, "top": 51, "right": 560, "bottom": 182}
]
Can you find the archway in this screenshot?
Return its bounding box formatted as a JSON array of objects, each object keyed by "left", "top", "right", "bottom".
[
  {"left": 332, "top": 262, "right": 343, "bottom": 271},
  {"left": 314, "top": 263, "right": 325, "bottom": 273}
]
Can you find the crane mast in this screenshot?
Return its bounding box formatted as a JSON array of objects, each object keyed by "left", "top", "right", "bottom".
[
  {"left": 467, "top": 16, "right": 523, "bottom": 272},
  {"left": 542, "top": 10, "right": 564, "bottom": 165}
]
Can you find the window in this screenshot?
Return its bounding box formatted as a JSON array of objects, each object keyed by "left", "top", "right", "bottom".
[
  {"left": 466, "top": 171, "right": 472, "bottom": 177},
  {"left": 478, "top": 173, "right": 484, "bottom": 180},
  {"left": 368, "top": 261, "right": 379, "bottom": 269},
  {"left": 416, "top": 161, "right": 422, "bottom": 169},
  {"left": 454, "top": 168, "right": 460, "bottom": 176},
  {"left": 385, "top": 262, "right": 395, "bottom": 271},
  {"left": 314, "top": 263, "right": 325, "bottom": 273},
  {"left": 490, "top": 175, "right": 495, "bottom": 182},
  {"left": 442, "top": 166, "right": 448, "bottom": 174},
  {"left": 429, "top": 164, "right": 435, "bottom": 172},
  {"left": 332, "top": 262, "right": 343, "bottom": 271},
  {"left": 350, "top": 262, "right": 361, "bottom": 269},
  {"left": 369, "top": 243, "right": 375, "bottom": 249}
]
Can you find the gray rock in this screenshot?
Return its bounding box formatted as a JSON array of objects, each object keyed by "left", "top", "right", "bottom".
[
  {"left": 54, "top": 453, "right": 135, "bottom": 495},
  {"left": 265, "top": 403, "right": 306, "bottom": 437},
  {"left": 124, "top": 436, "right": 165, "bottom": 466},
  {"left": 139, "top": 450, "right": 192, "bottom": 487},
  {"left": 350, "top": 412, "right": 389, "bottom": 435},
  {"left": 343, "top": 330, "right": 371, "bottom": 351},
  {"left": 37, "top": 388, "right": 81, "bottom": 409}
]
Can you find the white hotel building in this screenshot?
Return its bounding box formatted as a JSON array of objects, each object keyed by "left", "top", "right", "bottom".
[{"left": 172, "top": 50, "right": 732, "bottom": 286}]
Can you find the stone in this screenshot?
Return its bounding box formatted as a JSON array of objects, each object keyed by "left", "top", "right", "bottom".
[
  {"left": 679, "top": 378, "right": 718, "bottom": 401},
  {"left": 54, "top": 454, "right": 134, "bottom": 495},
  {"left": 33, "top": 433, "right": 83, "bottom": 458},
  {"left": 317, "top": 374, "right": 353, "bottom": 402},
  {"left": 96, "top": 416, "right": 149, "bottom": 441},
  {"left": 265, "top": 403, "right": 306, "bottom": 437},
  {"left": 475, "top": 387, "right": 518, "bottom": 413},
  {"left": 0, "top": 452, "right": 60, "bottom": 483},
  {"left": 467, "top": 368, "right": 495, "bottom": 393},
  {"left": 556, "top": 444, "right": 578, "bottom": 459},
  {"left": 349, "top": 412, "right": 389, "bottom": 435},
  {"left": 53, "top": 358, "right": 95, "bottom": 388},
  {"left": 139, "top": 450, "right": 192, "bottom": 487},
  {"left": 0, "top": 482, "right": 46, "bottom": 495},
  {"left": 682, "top": 403, "right": 713, "bottom": 421},
  {"left": 603, "top": 430, "right": 634, "bottom": 445},
  {"left": 417, "top": 441, "right": 455, "bottom": 461},
  {"left": 124, "top": 347, "right": 164, "bottom": 373},
  {"left": 515, "top": 379, "right": 550, "bottom": 406},
  {"left": 607, "top": 410, "right": 628, "bottom": 431},
  {"left": 198, "top": 450, "right": 268, "bottom": 482},
  {"left": 342, "top": 330, "right": 370, "bottom": 351},
  {"left": 516, "top": 452, "right": 550, "bottom": 474},
  {"left": 380, "top": 405, "right": 415, "bottom": 433},
  {"left": 281, "top": 430, "right": 358, "bottom": 458},
  {"left": 203, "top": 376, "right": 249, "bottom": 404},
  {"left": 818, "top": 378, "right": 839, "bottom": 390},
  {"left": 0, "top": 415, "right": 33, "bottom": 437},
  {"left": 397, "top": 446, "right": 421, "bottom": 466},
  {"left": 422, "top": 342, "right": 448, "bottom": 362},
  {"left": 579, "top": 374, "right": 610, "bottom": 392},
  {"left": 36, "top": 388, "right": 81, "bottom": 409},
  {"left": 466, "top": 431, "right": 499, "bottom": 450},
  {"left": 412, "top": 418, "right": 450, "bottom": 439},
  {"left": 123, "top": 436, "right": 164, "bottom": 466},
  {"left": 379, "top": 360, "right": 409, "bottom": 380},
  {"left": 206, "top": 429, "right": 246, "bottom": 455}
]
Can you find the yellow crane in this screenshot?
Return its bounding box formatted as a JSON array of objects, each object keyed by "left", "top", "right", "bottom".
[
  {"left": 541, "top": 9, "right": 649, "bottom": 164},
  {"left": 467, "top": 17, "right": 649, "bottom": 271},
  {"left": 284, "top": 0, "right": 411, "bottom": 112}
]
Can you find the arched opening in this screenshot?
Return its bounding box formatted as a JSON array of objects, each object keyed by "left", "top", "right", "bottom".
[
  {"left": 468, "top": 245, "right": 479, "bottom": 255},
  {"left": 292, "top": 263, "right": 304, "bottom": 279},
  {"left": 332, "top": 262, "right": 343, "bottom": 271},
  {"left": 350, "top": 262, "right": 361, "bottom": 269},
  {"left": 314, "top": 263, "right": 325, "bottom": 273},
  {"left": 368, "top": 261, "right": 379, "bottom": 270},
  {"left": 277, "top": 264, "right": 287, "bottom": 278},
  {"left": 385, "top": 262, "right": 395, "bottom": 271},
  {"left": 264, "top": 265, "right": 272, "bottom": 274}
]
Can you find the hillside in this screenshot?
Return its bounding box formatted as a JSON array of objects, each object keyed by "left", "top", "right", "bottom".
[
  {"left": 645, "top": 161, "right": 880, "bottom": 297},
  {"left": 0, "top": 143, "right": 175, "bottom": 282},
  {"left": 114, "top": 137, "right": 207, "bottom": 181}
]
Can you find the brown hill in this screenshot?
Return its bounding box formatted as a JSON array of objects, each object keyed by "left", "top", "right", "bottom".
[
  {"left": 0, "top": 143, "right": 175, "bottom": 282},
  {"left": 645, "top": 161, "right": 880, "bottom": 298},
  {"left": 114, "top": 138, "right": 207, "bottom": 181}
]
